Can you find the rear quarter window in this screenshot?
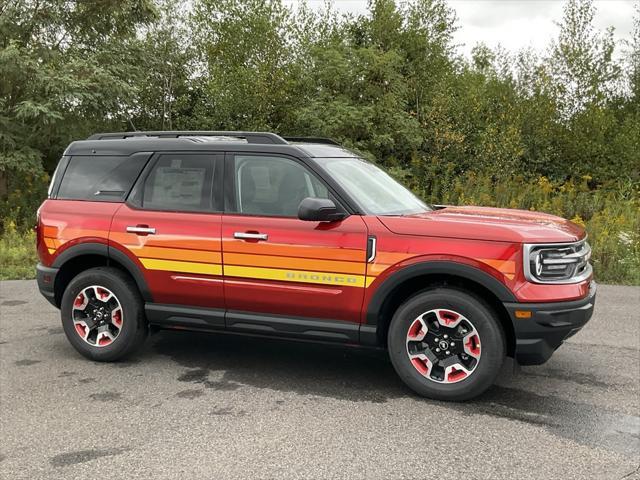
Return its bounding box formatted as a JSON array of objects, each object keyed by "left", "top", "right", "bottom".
[{"left": 57, "top": 154, "right": 150, "bottom": 201}]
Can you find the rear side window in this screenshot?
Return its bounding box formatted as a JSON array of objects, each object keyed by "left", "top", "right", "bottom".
[
  {"left": 57, "top": 154, "right": 149, "bottom": 201},
  {"left": 141, "top": 154, "right": 216, "bottom": 212},
  {"left": 47, "top": 156, "right": 69, "bottom": 198}
]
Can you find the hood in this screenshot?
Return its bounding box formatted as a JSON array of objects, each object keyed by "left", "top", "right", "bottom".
[{"left": 378, "top": 206, "right": 585, "bottom": 244}]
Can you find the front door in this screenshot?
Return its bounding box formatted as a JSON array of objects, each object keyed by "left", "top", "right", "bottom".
[
  {"left": 110, "top": 152, "right": 225, "bottom": 319},
  {"left": 221, "top": 153, "right": 369, "bottom": 338}
]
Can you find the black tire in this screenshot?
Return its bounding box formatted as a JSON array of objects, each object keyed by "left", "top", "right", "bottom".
[
  {"left": 60, "top": 267, "right": 148, "bottom": 361},
  {"left": 387, "top": 287, "right": 505, "bottom": 401}
]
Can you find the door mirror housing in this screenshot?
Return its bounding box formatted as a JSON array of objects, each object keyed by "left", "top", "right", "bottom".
[{"left": 298, "top": 197, "right": 346, "bottom": 222}]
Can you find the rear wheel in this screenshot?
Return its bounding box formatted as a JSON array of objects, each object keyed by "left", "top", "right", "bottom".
[
  {"left": 388, "top": 287, "right": 505, "bottom": 401},
  {"left": 60, "top": 267, "right": 148, "bottom": 361}
]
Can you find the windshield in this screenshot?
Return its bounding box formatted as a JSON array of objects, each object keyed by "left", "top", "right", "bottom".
[{"left": 319, "top": 157, "right": 431, "bottom": 216}]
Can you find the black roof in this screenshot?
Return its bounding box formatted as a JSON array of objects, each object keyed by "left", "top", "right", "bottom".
[{"left": 64, "top": 131, "right": 355, "bottom": 158}]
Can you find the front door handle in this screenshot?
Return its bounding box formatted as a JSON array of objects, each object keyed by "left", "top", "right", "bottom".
[
  {"left": 234, "top": 232, "right": 268, "bottom": 241},
  {"left": 127, "top": 225, "right": 156, "bottom": 235}
]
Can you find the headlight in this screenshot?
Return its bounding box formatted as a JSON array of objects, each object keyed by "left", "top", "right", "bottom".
[{"left": 523, "top": 239, "right": 592, "bottom": 284}]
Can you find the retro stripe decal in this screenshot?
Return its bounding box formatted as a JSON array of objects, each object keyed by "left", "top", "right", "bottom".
[
  {"left": 224, "top": 241, "right": 365, "bottom": 262},
  {"left": 479, "top": 259, "right": 516, "bottom": 280},
  {"left": 224, "top": 265, "right": 374, "bottom": 287},
  {"left": 129, "top": 246, "right": 222, "bottom": 264},
  {"left": 43, "top": 237, "right": 57, "bottom": 249},
  {"left": 224, "top": 252, "right": 365, "bottom": 276},
  {"left": 43, "top": 225, "right": 516, "bottom": 286},
  {"left": 367, "top": 254, "right": 516, "bottom": 281},
  {"left": 111, "top": 232, "right": 219, "bottom": 251},
  {"left": 139, "top": 258, "right": 222, "bottom": 276},
  {"left": 42, "top": 226, "right": 111, "bottom": 254}
]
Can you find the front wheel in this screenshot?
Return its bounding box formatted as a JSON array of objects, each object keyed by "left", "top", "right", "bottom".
[
  {"left": 60, "top": 267, "right": 148, "bottom": 361},
  {"left": 388, "top": 287, "right": 505, "bottom": 401}
]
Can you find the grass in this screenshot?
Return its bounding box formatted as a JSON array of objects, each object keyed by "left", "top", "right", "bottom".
[{"left": 0, "top": 229, "right": 38, "bottom": 280}]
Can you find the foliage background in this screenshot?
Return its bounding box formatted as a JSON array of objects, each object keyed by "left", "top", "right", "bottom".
[{"left": 0, "top": 0, "right": 638, "bottom": 283}]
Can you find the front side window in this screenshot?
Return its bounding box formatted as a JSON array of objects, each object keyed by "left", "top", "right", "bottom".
[
  {"left": 233, "top": 155, "right": 330, "bottom": 217},
  {"left": 142, "top": 154, "right": 215, "bottom": 212},
  {"left": 319, "top": 157, "right": 430, "bottom": 216}
]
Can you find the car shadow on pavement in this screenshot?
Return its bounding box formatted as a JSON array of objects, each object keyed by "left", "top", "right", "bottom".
[
  {"left": 147, "top": 329, "right": 639, "bottom": 458},
  {"left": 151, "top": 329, "right": 405, "bottom": 404}
]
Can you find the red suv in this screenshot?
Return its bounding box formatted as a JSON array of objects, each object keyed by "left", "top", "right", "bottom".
[{"left": 36, "top": 131, "right": 595, "bottom": 400}]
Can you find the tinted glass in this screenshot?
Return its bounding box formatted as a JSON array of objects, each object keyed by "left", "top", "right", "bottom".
[
  {"left": 57, "top": 155, "right": 148, "bottom": 201},
  {"left": 48, "top": 156, "right": 68, "bottom": 198},
  {"left": 142, "top": 154, "right": 215, "bottom": 212},
  {"left": 320, "top": 157, "right": 430, "bottom": 215},
  {"left": 234, "top": 155, "right": 330, "bottom": 217}
]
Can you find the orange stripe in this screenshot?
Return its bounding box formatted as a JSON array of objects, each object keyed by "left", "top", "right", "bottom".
[
  {"left": 43, "top": 226, "right": 110, "bottom": 241},
  {"left": 366, "top": 252, "right": 413, "bottom": 277},
  {"left": 43, "top": 237, "right": 57, "bottom": 249},
  {"left": 60, "top": 228, "right": 109, "bottom": 239},
  {"left": 224, "top": 241, "right": 365, "bottom": 262},
  {"left": 367, "top": 263, "right": 393, "bottom": 277},
  {"left": 43, "top": 226, "right": 59, "bottom": 237},
  {"left": 479, "top": 259, "right": 516, "bottom": 275},
  {"left": 374, "top": 252, "right": 413, "bottom": 264},
  {"left": 225, "top": 252, "right": 365, "bottom": 275},
  {"left": 110, "top": 232, "right": 220, "bottom": 251},
  {"left": 128, "top": 246, "right": 222, "bottom": 264},
  {"left": 367, "top": 255, "right": 516, "bottom": 279}
]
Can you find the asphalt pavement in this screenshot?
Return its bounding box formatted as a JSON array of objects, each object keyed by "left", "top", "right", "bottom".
[{"left": 0, "top": 280, "right": 639, "bottom": 480}]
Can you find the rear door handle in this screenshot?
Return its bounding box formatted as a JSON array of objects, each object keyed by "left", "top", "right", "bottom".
[
  {"left": 234, "top": 232, "right": 268, "bottom": 241},
  {"left": 126, "top": 226, "right": 156, "bottom": 235}
]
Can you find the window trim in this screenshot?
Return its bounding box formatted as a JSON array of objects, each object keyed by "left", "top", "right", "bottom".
[
  {"left": 223, "top": 152, "right": 349, "bottom": 219},
  {"left": 48, "top": 155, "right": 70, "bottom": 199},
  {"left": 127, "top": 152, "right": 224, "bottom": 214}
]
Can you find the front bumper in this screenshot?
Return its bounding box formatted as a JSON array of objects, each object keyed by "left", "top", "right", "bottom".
[
  {"left": 504, "top": 281, "right": 597, "bottom": 365},
  {"left": 36, "top": 263, "right": 59, "bottom": 307}
]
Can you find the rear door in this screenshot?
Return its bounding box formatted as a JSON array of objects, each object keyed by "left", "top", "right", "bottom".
[
  {"left": 110, "top": 152, "right": 225, "bottom": 322},
  {"left": 221, "top": 153, "right": 369, "bottom": 340}
]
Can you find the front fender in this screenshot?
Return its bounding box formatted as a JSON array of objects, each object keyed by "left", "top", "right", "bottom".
[{"left": 361, "top": 259, "right": 518, "bottom": 345}]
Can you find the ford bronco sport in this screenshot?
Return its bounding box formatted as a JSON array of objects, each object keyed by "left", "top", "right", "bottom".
[{"left": 36, "top": 131, "right": 596, "bottom": 401}]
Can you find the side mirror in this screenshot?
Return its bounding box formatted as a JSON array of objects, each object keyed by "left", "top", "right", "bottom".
[{"left": 298, "top": 197, "right": 346, "bottom": 222}]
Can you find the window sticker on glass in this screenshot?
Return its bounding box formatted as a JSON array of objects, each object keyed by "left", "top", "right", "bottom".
[{"left": 149, "top": 167, "right": 205, "bottom": 207}]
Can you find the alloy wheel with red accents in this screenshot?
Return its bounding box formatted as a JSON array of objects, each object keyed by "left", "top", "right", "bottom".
[
  {"left": 406, "top": 309, "right": 481, "bottom": 384},
  {"left": 72, "top": 285, "right": 124, "bottom": 347},
  {"left": 387, "top": 287, "right": 505, "bottom": 401},
  {"left": 60, "top": 267, "right": 148, "bottom": 362}
]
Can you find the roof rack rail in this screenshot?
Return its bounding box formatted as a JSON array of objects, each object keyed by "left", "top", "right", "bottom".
[
  {"left": 282, "top": 136, "right": 340, "bottom": 146},
  {"left": 87, "top": 131, "right": 288, "bottom": 145}
]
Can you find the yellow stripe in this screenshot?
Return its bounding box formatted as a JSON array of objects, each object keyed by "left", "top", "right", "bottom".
[
  {"left": 140, "top": 258, "right": 222, "bottom": 276},
  {"left": 138, "top": 258, "right": 375, "bottom": 287},
  {"left": 225, "top": 265, "right": 373, "bottom": 287}
]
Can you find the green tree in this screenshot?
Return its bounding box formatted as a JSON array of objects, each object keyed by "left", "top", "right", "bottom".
[
  {"left": 130, "top": 0, "right": 194, "bottom": 130},
  {"left": 0, "top": 0, "right": 156, "bottom": 228},
  {"left": 548, "top": 0, "right": 621, "bottom": 117},
  {"left": 189, "top": 0, "right": 298, "bottom": 130}
]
